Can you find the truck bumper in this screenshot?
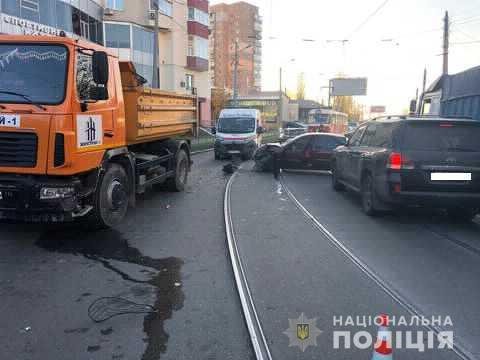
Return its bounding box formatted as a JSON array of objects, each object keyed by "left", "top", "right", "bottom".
[
  {"left": 376, "top": 175, "right": 480, "bottom": 209},
  {"left": 214, "top": 141, "right": 257, "bottom": 158},
  {"left": 0, "top": 174, "right": 93, "bottom": 222}
]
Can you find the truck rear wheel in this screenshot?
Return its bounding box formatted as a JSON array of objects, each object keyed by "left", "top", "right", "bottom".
[
  {"left": 89, "top": 163, "right": 129, "bottom": 229},
  {"left": 167, "top": 149, "right": 189, "bottom": 192}
]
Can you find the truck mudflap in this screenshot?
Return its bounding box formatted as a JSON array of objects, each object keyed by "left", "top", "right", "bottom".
[{"left": 0, "top": 173, "right": 96, "bottom": 222}]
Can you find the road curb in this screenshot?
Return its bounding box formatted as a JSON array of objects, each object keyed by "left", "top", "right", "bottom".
[{"left": 224, "top": 169, "right": 273, "bottom": 360}]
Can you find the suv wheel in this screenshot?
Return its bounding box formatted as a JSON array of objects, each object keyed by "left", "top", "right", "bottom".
[
  {"left": 331, "top": 164, "right": 345, "bottom": 191},
  {"left": 361, "top": 174, "right": 378, "bottom": 216}
]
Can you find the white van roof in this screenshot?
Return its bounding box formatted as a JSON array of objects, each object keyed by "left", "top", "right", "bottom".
[{"left": 219, "top": 108, "right": 259, "bottom": 118}]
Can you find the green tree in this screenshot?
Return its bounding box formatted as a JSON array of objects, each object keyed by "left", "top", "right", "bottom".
[{"left": 296, "top": 73, "right": 306, "bottom": 101}]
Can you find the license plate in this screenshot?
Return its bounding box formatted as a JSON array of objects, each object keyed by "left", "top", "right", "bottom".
[
  {"left": 0, "top": 114, "right": 21, "bottom": 128},
  {"left": 431, "top": 172, "right": 471, "bottom": 181}
]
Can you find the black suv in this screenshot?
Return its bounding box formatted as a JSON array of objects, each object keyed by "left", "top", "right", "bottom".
[{"left": 331, "top": 117, "right": 480, "bottom": 220}]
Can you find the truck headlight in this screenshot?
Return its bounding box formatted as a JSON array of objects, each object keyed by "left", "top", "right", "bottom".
[{"left": 40, "top": 187, "right": 75, "bottom": 200}]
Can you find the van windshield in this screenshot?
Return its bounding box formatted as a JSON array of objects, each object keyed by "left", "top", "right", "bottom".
[
  {"left": 403, "top": 122, "right": 480, "bottom": 152},
  {"left": 218, "top": 117, "right": 256, "bottom": 133},
  {"left": 0, "top": 44, "right": 68, "bottom": 105}
]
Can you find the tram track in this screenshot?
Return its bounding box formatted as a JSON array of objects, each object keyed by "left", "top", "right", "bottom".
[
  {"left": 224, "top": 168, "right": 273, "bottom": 360},
  {"left": 279, "top": 173, "right": 475, "bottom": 360}
]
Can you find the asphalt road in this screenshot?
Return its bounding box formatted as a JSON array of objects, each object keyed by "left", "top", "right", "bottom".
[
  {"left": 228, "top": 164, "right": 478, "bottom": 360},
  {"left": 0, "top": 151, "right": 254, "bottom": 360},
  {"left": 281, "top": 171, "right": 480, "bottom": 359}
]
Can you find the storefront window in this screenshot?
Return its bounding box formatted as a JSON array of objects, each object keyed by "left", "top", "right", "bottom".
[
  {"left": 2, "top": 0, "right": 21, "bottom": 17},
  {"left": 105, "top": 23, "right": 131, "bottom": 48},
  {"left": 1, "top": 0, "right": 102, "bottom": 44},
  {"left": 132, "top": 25, "right": 154, "bottom": 85},
  {"left": 56, "top": 0, "right": 73, "bottom": 33}
]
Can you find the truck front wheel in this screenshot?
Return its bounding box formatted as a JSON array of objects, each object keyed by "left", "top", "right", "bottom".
[
  {"left": 167, "top": 149, "right": 189, "bottom": 192},
  {"left": 89, "top": 163, "right": 129, "bottom": 228}
]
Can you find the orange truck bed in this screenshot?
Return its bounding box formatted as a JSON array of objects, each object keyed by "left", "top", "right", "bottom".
[{"left": 120, "top": 62, "right": 198, "bottom": 145}]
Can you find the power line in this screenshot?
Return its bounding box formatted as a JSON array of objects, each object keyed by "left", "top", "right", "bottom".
[
  {"left": 347, "top": 0, "right": 392, "bottom": 39},
  {"left": 451, "top": 40, "right": 480, "bottom": 45}
]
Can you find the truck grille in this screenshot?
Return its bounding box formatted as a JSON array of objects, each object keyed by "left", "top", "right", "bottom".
[{"left": 0, "top": 132, "right": 38, "bottom": 168}]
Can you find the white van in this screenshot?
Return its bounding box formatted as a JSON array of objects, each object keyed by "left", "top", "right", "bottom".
[{"left": 212, "top": 108, "right": 264, "bottom": 160}]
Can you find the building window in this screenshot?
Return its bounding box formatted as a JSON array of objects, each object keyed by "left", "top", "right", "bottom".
[
  {"left": 188, "top": 35, "right": 208, "bottom": 60},
  {"left": 21, "top": 0, "right": 40, "bottom": 22},
  {"left": 106, "top": 0, "right": 124, "bottom": 11},
  {"left": 150, "top": 0, "right": 173, "bottom": 17},
  {"left": 80, "top": 12, "right": 89, "bottom": 39},
  {"left": 188, "top": 7, "right": 209, "bottom": 27},
  {"left": 186, "top": 74, "right": 194, "bottom": 90},
  {"left": 132, "top": 25, "right": 155, "bottom": 86},
  {"left": 105, "top": 23, "right": 131, "bottom": 48}
]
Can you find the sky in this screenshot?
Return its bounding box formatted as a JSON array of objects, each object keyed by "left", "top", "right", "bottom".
[{"left": 210, "top": 0, "right": 480, "bottom": 115}]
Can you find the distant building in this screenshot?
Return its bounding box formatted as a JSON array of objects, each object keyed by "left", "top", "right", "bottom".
[
  {"left": 290, "top": 100, "right": 323, "bottom": 122},
  {"left": 103, "top": 0, "right": 211, "bottom": 125},
  {"left": 227, "top": 91, "right": 289, "bottom": 130},
  {"left": 210, "top": 1, "right": 262, "bottom": 95},
  {"left": 0, "top": 0, "right": 104, "bottom": 44}
]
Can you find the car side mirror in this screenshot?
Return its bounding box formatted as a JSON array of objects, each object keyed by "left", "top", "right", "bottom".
[
  {"left": 92, "top": 51, "right": 109, "bottom": 85},
  {"left": 211, "top": 127, "right": 217, "bottom": 135}
]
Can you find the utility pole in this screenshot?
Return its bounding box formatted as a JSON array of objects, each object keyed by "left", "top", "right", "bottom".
[
  {"left": 279, "top": 67, "right": 283, "bottom": 123},
  {"left": 422, "top": 67, "right": 427, "bottom": 94},
  {"left": 442, "top": 11, "right": 449, "bottom": 76},
  {"left": 233, "top": 40, "right": 239, "bottom": 106},
  {"left": 152, "top": 0, "right": 160, "bottom": 88}
]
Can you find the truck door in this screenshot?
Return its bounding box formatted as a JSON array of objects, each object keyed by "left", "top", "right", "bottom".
[{"left": 73, "top": 51, "right": 116, "bottom": 151}]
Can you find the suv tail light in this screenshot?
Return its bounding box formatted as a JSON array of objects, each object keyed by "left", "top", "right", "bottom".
[{"left": 387, "top": 152, "right": 414, "bottom": 170}]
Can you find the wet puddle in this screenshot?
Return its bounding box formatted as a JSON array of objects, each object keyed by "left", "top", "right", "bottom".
[{"left": 36, "top": 228, "right": 184, "bottom": 360}]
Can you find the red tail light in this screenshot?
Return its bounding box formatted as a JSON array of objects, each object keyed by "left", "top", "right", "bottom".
[{"left": 388, "top": 152, "right": 414, "bottom": 170}]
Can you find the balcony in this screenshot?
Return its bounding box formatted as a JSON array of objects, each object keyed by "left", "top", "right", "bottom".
[
  {"left": 188, "top": 21, "right": 209, "bottom": 38},
  {"left": 188, "top": 0, "right": 209, "bottom": 13},
  {"left": 187, "top": 56, "right": 209, "bottom": 72}
]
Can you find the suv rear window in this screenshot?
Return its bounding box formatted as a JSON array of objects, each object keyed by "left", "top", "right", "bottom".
[{"left": 402, "top": 122, "right": 480, "bottom": 152}]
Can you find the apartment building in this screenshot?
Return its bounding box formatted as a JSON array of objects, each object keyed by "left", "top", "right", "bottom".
[
  {"left": 210, "top": 1, "right": 262, "bottom": 96},
  {"left": 104, "top": 0, "right": 211, "bottom": 124},
  {"left": 0, "top": 0, "right": 104, "bottom": 44}
]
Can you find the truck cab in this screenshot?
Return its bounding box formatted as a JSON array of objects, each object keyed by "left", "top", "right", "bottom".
[{"left": 0, "top": 35, "right": 195, "bottom": 227}]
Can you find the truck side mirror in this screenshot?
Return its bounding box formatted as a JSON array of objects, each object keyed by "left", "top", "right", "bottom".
[
  {"left": 92, "top": 51, "right": 109, "bottom": 85},
  {"left": 89, "top": 86, "right": 109, "bottom": 101},
  {"left": 257, "top": 126, "right": 265, "bottom": 135},
  {"left": 211, "top": 127, "right": 217, "bottom": 135}
]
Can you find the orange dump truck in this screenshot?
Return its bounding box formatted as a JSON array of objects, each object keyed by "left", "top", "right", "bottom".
[{"left": 0, "top": 35, "right": 198, "bottom": 227}]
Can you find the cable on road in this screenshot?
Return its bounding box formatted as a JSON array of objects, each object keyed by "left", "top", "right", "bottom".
[{"left": 88, "top": 297, "right": 157, "bottom": 323}]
